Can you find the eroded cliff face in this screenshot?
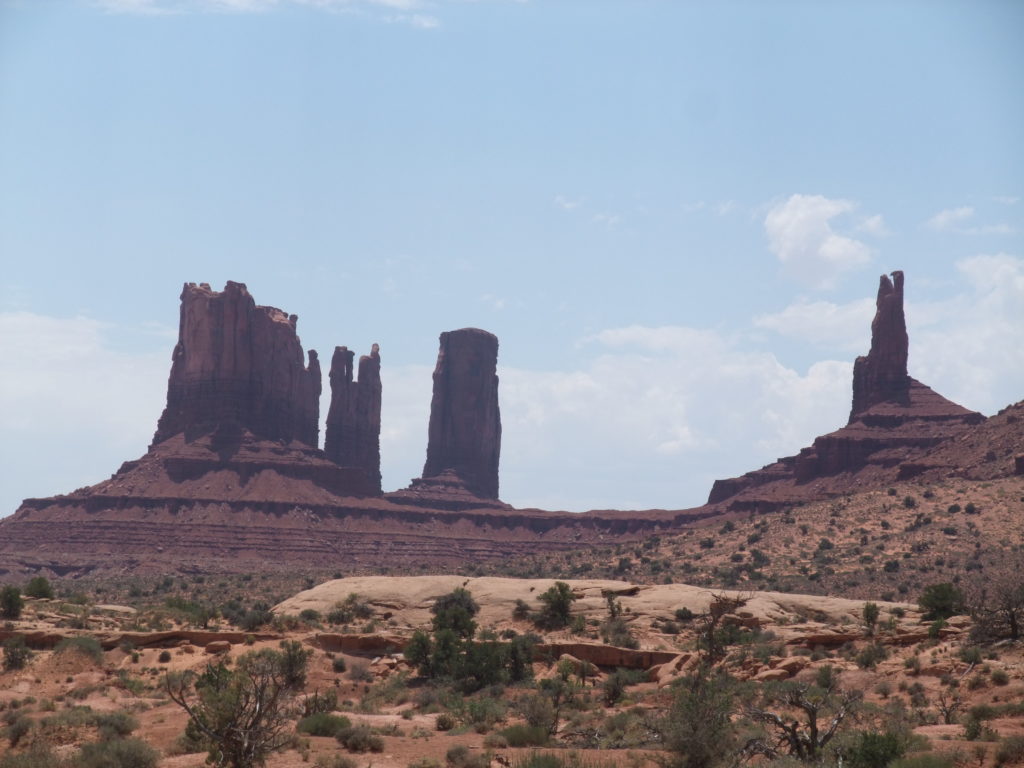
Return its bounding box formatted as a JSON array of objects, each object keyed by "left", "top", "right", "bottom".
[
  {"left": 324, "top": 345, "right": 382, "bottom": 493},
  {"left": 850, "top": 271, "right": 910, "bottom": 420},
  {"left": 153, "top": 282, "right": 321, "bottom": 448},
  {"left": 420, "top": 328, "right": 502, "bottom": 500},
  {"left": 707, "top": 270, "right": 984, "bottom": 509}
]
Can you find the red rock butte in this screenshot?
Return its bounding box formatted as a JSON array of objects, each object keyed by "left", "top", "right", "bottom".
[
  {"left": 707, "top": 270, "right": 987, "bottom": 510},
  {"left": 0, "top": 272, "right": 1019, "bottom": 575}
]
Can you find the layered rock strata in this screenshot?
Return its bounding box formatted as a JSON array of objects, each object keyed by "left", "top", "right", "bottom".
[
  {"left": 153, "top": 282, "right": 321, "bottom": 447},
  {"left": 415, "top": 328, "right": 502, "bottom": 500},
  {"left": 324, "top": 345, "right": 383, "bottom": 493},
  {"left": 708, "top": 270, "right": 984, "bottom": 509}
]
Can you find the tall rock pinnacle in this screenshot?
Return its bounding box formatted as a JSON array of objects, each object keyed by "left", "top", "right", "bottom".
[
  {"left": 422, "top": 328, "right": 501, "bottom": 499},
  {"left": 850, "top": 270, "right": 910, "bottom": 421},
  {"left": 153, "top": 281, "right": 321, "bottom": 447},
  {"left": 324, "top": 344, "right": 382, "bottom": 492}
]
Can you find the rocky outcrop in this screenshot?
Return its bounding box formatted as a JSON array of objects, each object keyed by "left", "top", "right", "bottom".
[
  {"left": 153, "top": 282, "right": 321, "bottom": 448},
  {"left": 418, "top": 328, "right": 502, "bottom": 500},
  {"left": 324, "top": 345, "right": 382, "bottom": 493},
  {"left": 850, "top": 271, "right": 910, "bottom": 420},
  {"left": 708, "top": 270, "right": 985, "bottom": 509}
]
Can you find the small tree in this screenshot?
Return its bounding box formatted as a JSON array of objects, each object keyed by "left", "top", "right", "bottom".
[
  {"left": 166, "top": 647, "right": 308, "bottom": 768},
  {"left": 535, "top": 582, "right": 576, "bottom": 630},
  {"left": 743, "top": 679, "right": 861, "bottom": 762},
  {"left": 862, "top": 602, "right": 880, "bottom": 635},
  {"left": 3, "top": 635, "right": 32, "bottom": 670},
  {"left": 659, "top": 666, "right": 739, "bottom": 768},
  {"left": 697, "top": 593, "right": 748, "bottom": 662},
  {"left": 24, "top": 576, "right": 54, "bottom": 600},
  {"left": 918, "top": 583, "right": 965, "bottom": 620},
  {"left": 0, "top": 585, "right": 22, "bottom": 619},
  {"left": 967, "top": 564, "right": 1024, "bottom": 641}
]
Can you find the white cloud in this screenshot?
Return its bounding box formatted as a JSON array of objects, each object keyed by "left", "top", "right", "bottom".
[
  {"left": 911, "top": 253, "right": 1024, "bottom": 414},
  {"left": 926, "top": 206, "right": 975, "bottom": 231},
  {"left": 591, "top": 212, "right": 620, "bottom": 227},
  {"left": 553, "top": 195, "right": 582, "bottom": 211},
  {"left": 993, "top": 196, "right": 1019, "bottom": 205},
  {"left": 0, "top": 313, "right": 167, "bottom": 516},
  {"left": 858, "top": 214, "right": 889, "bottom": 237},
  {"left": 753, "top": 297, "right": 874, "bottom": 351},
  {"left": 925, "top": 205, "right": 1014, "bottom": 235},
  {"left": 764, "top": 194, "right": 873, "bottom": 289}
]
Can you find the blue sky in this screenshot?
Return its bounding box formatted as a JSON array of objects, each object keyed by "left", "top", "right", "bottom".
[{"left": 1, "top": 0, "right": 1022, "bottom": 515}]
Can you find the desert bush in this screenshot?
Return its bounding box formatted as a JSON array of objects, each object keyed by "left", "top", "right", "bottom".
[
  {"left": 534, "top": 582, "right": 576, "bottom": 630},
  {"left": 0, "top": 586, "right": 23, "bottom": 620},
  {"left": 4, "top": 715, "right": 32, "bottom": 747},
  {"left": 841, "top": 730, "right": 905, "bottom": 768},
  {"left": 54, "top": 636, "right": 104, "bottom": 663},
  {"left": 166, "top": 646, "right": 309, "bottom": 768},
  {"left": 992, "top": 668, "right": 1010, "bottom": 685},
  {"left": 75, "top": 738, "right": 159, "bottom": 768},
  {"left": 674, "top": 607, "right": 695, "bottom": 622},
  {"left": 445, "top": 744, "right": 489, "bottom": 768},
  {"left": 326, "top": 593, "right": 374, "bottom": 625},
  {"left": 658, "top": 667, "right": 737, "bottom": 768},
  {"left": 435, "top": 712, "right": 456, "bottom": 731},
  {"left": 331, "top": 656, "right": 347, "bottom": 673},
  {"left": 919, "top": 583, "right": 965, "bottom": 620},
  {"left": 995, "top": 735, "right": 1024, "bottom": 766},
  {"left": 296, "top": 712, "right": 351, "bottom": 737},
  {"left": 302, "top": 688, "right": 338, "bottom": 716},
  {"left": 500, "top": 724, "right": 549, "bottom": 747},
  {"left": 855, "top": 643, "right": 888, "bottom": 669},
  {"left": 890, "top": 755, "right": 954, "bottom": 768},
  {"left": 314, "top": 756, "right": 358, "bottom": 768},
  {"left": 336, "top": 724, "right": 384, "bottom": 753},
  {"left": 408, "top": 759, "right": 442, "bottom": 768},
  {"left": 158, "top": 650, "right": 172, "bottom": 663},
  {"left": 24, "top": 577, "right": 53, "bottom": 600},
  {"left": 0, "top": 745, "right": 63, "bottom": 768},
  {"left": 95, "top": 710, "right": 139, "bottom": 739},
  {"left": 2, "top": 636, "right": 31, "bottom": 670}
]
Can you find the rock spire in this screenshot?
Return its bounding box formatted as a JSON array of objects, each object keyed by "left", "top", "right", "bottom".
[
  {"left": 850, "top": 270, "right": 910, "bottom": 421},
  {"left": 324, "top": 344, "right": 383, "bottom": 493},
  {"left": 421, "top": 328, "right": 502, "bottom": 499},
  {"left": 153, "top": 281, "right": 321, "bottom": 447}
]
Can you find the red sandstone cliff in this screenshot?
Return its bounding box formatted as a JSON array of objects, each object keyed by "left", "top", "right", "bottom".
[
  {"left": 324, "top": 345, "right": 383, "bottom": 493},
  {"left": 399, "top": 329, "right": 502, "bottom": 503},
  {"left": 153, "top": 282, "right": 321, "bottom": 448}
]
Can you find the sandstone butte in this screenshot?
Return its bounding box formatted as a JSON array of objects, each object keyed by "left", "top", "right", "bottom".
[{"left": 0, "top": 273, "right": 1020, "bottom": 575}]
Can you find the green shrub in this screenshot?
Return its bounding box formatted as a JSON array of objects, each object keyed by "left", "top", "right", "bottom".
[
  {"left": 75, "top": 738, "right": 159, "bottom": 768},
  {"left": 500, "top": 724, "right": 549, "bottom": 747},
  {"left": 534, "top": 582, "right": 576, "bottom": 630},
  {"left": 890, "top": 754, "right": 955, "bottom": 768},
  {"left": 158, "top": 650, "right": 172, "bottom": 663},
  {"left": 331, "top": 656, "right": 347, "bottom": 673},
  {"left": 2, "top": 636, "right": 31, "bottom": 671},
  {"left": 435, "top": 712, "right": 456, "bottom": 731},
  {"left": 0, "top": 745, "right": 63, "bottom": 768},
  {"left": 336, "top": 724, "right": 384, "bottom": 753},
  {"left": 5, "top": 716, "right": 32, "bottom": 748},
  {"left": 855, "top": 644, "right": 888, "bottom": 669},
  {"left": 314, "top": 756, "right": 358, "bottom": 768},
  {"left": 95, "top": 710, "right": 139, "bottom": 739},
  {"left": 24, "top": 577, "right": 54, "bottom": 600},
  {"left": 54, "top": 636, "right": 104, "bottom": 663},
  {"left": 299, "top": 608, "right": 321, "bottom": 622},
  {"left": 674, "top": 607, "right": 695, "bottom": 622},
  {"left": 992, "top": 668, "right": 1010, "bottom": 686},
  {"left": 297, "top": 712, "right": 351, "bottom": 737},
  {"left": 919, "top": 583, "right": 965, "bottom": 620},
  {"left": 0, "top": 586, "right": 23, "bottom": 620},
  {"left": 995, "top": 736, "right": 1024, "bottom": 766}
]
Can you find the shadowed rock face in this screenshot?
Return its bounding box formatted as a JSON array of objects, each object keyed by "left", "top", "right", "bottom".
[
  {"left": 153, "top": 281, "right": 321, "bottom": 448},
  {"left": 324, "top": 344, "right": 382, "bottom": 493},
  {"left": 421, "top": 328, "right": 502, "bottom": 500},
  {"left": 850, "top": 271, "right": 910, "bottom": 421}
]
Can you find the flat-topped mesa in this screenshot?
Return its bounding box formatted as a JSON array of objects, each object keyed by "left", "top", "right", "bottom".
[
  {"left": 421, "top": 328, "right": 502, "bottom": 500},
  {"left": 153, "top": 281, "right": 321, "bottom": 448},
  {"left": 324, "top": 344, "right": 383, "bottom": 493},
  {"left": 850, "top": 271, "right": 910, "bottom": 421}
]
